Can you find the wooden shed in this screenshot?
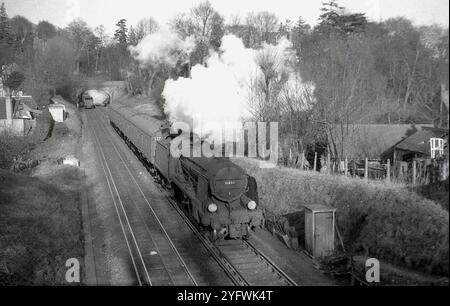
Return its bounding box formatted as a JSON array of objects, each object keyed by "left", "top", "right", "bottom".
[{"left": 304, "top": 205, "right": 336, "bottom": 258}]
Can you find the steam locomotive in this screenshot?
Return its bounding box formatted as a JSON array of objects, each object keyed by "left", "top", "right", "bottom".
[
  {"left": 81, "top": 92, "right": 95, "bottom": 109},
  {"left": 108, "top": 104, "right": 264, "bottom": 240},
  {"left": 80, "top": 90, "right": 111, "bottom": 109}
]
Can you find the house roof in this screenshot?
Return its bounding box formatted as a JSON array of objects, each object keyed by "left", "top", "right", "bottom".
[
  {"left": 392, "top": 127, "right": 448, "bottom": 155},
  {"left": 329, "top": 124, "right": 433, "bottom": 158},
  {"left": 13, "top": 96, "right": 37, "bottom": 109},
  {"left": 12, "top": 96, "right": 41, "bottom": 117}
]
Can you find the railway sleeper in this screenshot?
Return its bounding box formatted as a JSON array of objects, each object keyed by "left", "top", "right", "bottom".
[{"left": 221, "top": 252, "right": 258, "bottom": 261}]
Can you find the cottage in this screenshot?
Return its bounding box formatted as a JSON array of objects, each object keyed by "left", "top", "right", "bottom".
[
  {"left": 381, "top": 127, "right": 449, "bottom": 162},
  {"left": 328, "top": 124, "right": 433, "bottom": 159}
]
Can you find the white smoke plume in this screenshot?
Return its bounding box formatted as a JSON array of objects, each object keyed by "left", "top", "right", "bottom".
[
  {"left": 163, "top": 34, "right": 313, "bottom": 141},
  {"left": 129, "top": 27, "right": 195, "bottom": 67},
  {"left": 164, "top": 35, "right": 256, "bottom": 134}
]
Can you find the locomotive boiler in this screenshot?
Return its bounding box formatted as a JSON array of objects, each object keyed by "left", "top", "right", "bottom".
[{"left": 108, "top": 104, "right": 264, "bottom": 240}]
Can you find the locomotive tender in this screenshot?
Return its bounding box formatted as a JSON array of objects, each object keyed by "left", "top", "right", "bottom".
[{"left": 108, "top": 104, "right": 264, "bottom": 240}]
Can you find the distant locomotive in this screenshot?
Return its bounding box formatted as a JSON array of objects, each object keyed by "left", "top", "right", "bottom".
[
  {"left": 81, "top": 92, "right": 95, "bottom": 109},
  {"left": 108, "top": 104, "right": 264, "bottom": 240},
  {"left": 80, "top": 90, "right": 111, "bottom": 109}
]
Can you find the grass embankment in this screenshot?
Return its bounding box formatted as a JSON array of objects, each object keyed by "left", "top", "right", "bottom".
[
  {"left": 0, "top": 168, "right": 83, "bottom": 285},
  {"left": 232, "top": 158, "right": 449, "bottom": 277},
  {"left": 0, "top": 97, "right": 84, "bottom": 285}
]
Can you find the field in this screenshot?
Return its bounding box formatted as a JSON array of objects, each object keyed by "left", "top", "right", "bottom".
[{"left": 232, "top": 158, "right": 449, "bottom": 277}]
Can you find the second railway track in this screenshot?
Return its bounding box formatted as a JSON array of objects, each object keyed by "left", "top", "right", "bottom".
[{"left": 90, "top": 108, "right": 298, "bottom": 286}]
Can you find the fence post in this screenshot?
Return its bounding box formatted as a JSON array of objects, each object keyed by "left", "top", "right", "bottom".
[
  {"left": 313, "top": 152, "right": 317, "bottom": 172},
  {"left": 412, "top": 159, "right": 417, "bottom": 186},
  {"left": 345, "top": 157, "right": 348, "bottom": 176},
  {"left": 365, "top": 158, "right": 369, "bottom": 180},
  {"left": 300, "top": 152, "right": 304, "bottom": 170},
  {"left": 386, "top": 159, "right": 391, "bottom": 182},
  {"left": 327, "top": 153, "right": 331, "bottom": 175}
]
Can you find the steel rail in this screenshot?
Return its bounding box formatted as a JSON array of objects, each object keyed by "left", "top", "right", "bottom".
[
  {"left": 87, "top": 111, "right": 152, "bottom": 285},
  {"left": 96, "top": 109, "right": 249, "bottom": 286},
  {"left": 93, "top": 109, "right": 198, "bottom": 286},
  {"left": 243, "top": 240, "right": 298, "bottom": 286}
]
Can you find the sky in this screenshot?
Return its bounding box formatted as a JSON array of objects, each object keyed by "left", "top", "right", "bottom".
[{"left": 3, "top": 0, "right": 449, "bottom": 35}]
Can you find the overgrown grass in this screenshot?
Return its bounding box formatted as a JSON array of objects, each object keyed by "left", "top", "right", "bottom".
[
  {"left": 0, "top": 133, "right": 35, "bottom": 170},
  {"left": 232, "top": 158, "right": 449, "bottom": 276},
  {"left": 415, "top": 179, "right": 449, "bottom": 212},
  {"left": 0, "top": 168, "right": 84, "bottom": 285}
]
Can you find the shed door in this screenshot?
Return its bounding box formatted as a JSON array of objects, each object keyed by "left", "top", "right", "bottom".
[{"left": 314, "top": 212, "right": 334, "bottom": 257}]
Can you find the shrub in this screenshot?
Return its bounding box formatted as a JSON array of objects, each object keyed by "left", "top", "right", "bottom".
[
  {"left": 232, "top": 158, "right": 449, "bottom": 276},
  {"left": 30, "top": 107, "right": 54, "bottom": 142},
  {"left": 0, "top": 133, "right": 35, "bottom": 170},
  {"left": 0, "top": 168, "right": 84, "bottom": 285},
  {"left": 4, "top": 71, "right": 25, "bottom": 91}
]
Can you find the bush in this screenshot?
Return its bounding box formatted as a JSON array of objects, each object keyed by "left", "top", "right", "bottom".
[
  {"left": 30, "top": 107, "right": 54, "bottom": 142},
  {"left": 0, "top": 106, "right": 54, "bottom": 170},
  {"left": 232, "top": 158, "right": 449, "bottom": 276},
  {"left": 0, "top": 168, "right": 84, "bottom": 285},
  {"left": 4, "top": 71, "right": 25, "bottom": 91},
  {"left": 0, "top": 133, "right": 35, "bottom": 170}
]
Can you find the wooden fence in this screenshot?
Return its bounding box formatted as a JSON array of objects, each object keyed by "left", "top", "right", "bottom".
[{"left": 282, "top": 152, "right": 449, "bottom": 186}]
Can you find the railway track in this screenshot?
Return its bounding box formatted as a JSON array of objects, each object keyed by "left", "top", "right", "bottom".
[
  {"left": 86, "top": 110, "right": 198, "bottom": 286},
  {"left": 166, "top": 193, "right": 298, "bottom": 286},
  {"left": 91, "top": 108, "right": 297, "bottom": 286}
]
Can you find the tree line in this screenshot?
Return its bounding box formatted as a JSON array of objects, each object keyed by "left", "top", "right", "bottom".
[{"left": 1, "top": 0, "right": 448, "bottom": 158}]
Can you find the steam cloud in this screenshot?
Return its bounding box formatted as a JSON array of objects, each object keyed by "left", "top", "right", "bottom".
[
  {"left": 129, "top": 27, "right": 195, "bottom": 68},
  {"left": 164, "top": 35, "right": 257, "bottom": 139},
  {"left": 131, "top": 29, "right": 312, "bottom": 142}
]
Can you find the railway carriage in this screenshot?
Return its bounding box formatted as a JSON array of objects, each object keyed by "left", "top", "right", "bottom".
[
  {"left": 108, "top": 104, "right": 167, "bottom": 165},
  {"left": 108, "top": 103, "right": 264, "bottom": 240}
]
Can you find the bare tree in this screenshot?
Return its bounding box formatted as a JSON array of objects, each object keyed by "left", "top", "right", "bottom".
[
  {"left": 135, "top": 17, "right": 159, "bottom": 42},
  {"left": 171, "top": 1, "right": 224, "bottom": 65},
  {"left": 245, "top": 11, "right": 279, "bottom": 47},
  {"left": 65, "top": 19, "right": 92, "bottom": 74},
  {"left": 93, "top": 25, "right": 107, "bottom": 72}
]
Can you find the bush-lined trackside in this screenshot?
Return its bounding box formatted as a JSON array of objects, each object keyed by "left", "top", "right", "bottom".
[{"left": 232, "top": 157, "right": 449, "bottom": 277}]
